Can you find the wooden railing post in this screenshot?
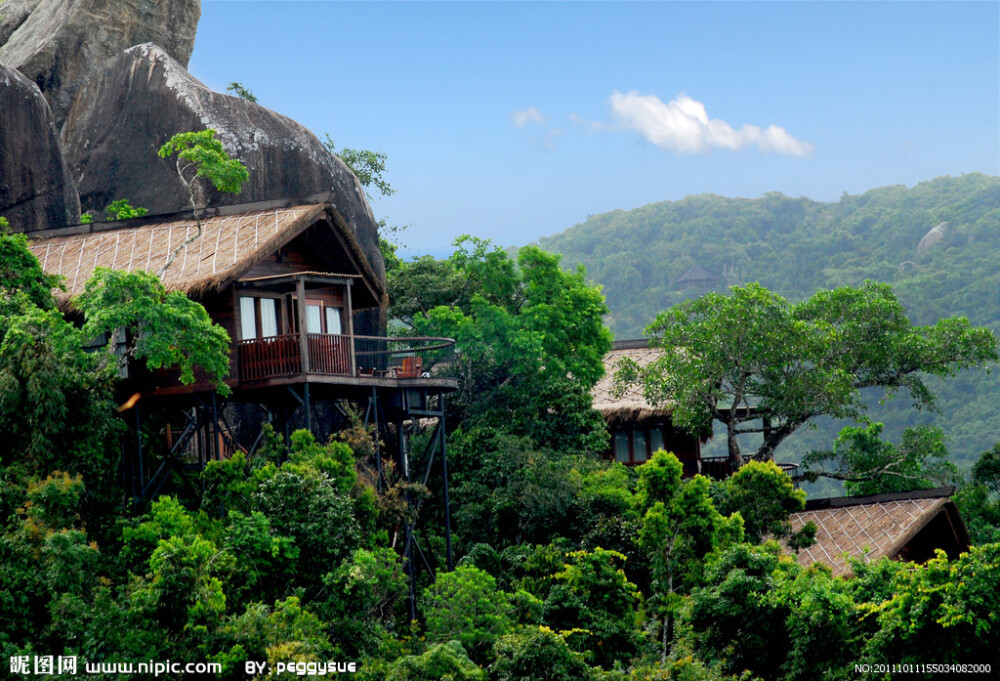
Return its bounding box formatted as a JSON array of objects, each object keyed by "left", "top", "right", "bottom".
[
  {"left": 346, "top": 281, "right": 357, "bottom": 376},
  {"left": 296, "top": 277, "right": 310, "bottom": 374}
]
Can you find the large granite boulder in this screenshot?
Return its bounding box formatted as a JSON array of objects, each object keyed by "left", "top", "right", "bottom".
[
  {"left": 0, "top": 0, "right": 43, "bottom": 45},
  {"left": 63, "top": 43, "right": 384, "bottom": 282},
  {"left": 0, "top": 0, "right": 200, "bottom": 129},
  {"left": 917, "top": 222, "right": 947, "bottom": 256},
  {"left": 0, "top": 63, "right": 80, "bottom": 231}
]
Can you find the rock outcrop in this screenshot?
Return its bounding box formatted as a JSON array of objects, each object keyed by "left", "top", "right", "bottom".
[
  {"left": 0, "top": 0, "right": 201, "bottom": 129},
  {"left": 0, "top": 63, "right": 80, "bottom": 231},
  {"left": 62, "top": 43, "right": 383, "bottom": 281},
  {"left": 917, "top": 222, "right": 947, "bottom": 256},
  {"left": 0, "top": 0, "right": 43, "bottom": 45}
]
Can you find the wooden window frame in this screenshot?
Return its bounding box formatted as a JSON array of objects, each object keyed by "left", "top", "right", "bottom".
[
  {"left": 611, "top": 426, "right": 668, "bottom": 465},
  {"left": 295, "top": 296, "right": 346, "bottom": 335},
  {"left": 237, "top": 293, "right": 286, "bottom": 341}
]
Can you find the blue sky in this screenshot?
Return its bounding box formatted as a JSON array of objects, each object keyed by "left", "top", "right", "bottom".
[{"left": 191, "top": 1, "right": 999, "bottom": 257}]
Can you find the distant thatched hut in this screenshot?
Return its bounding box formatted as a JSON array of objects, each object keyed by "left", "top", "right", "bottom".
[
  {"left": 787, "top": 487, "right": 970, "bottom": 576},
  {"left": 591, "top": 339, "right": 706, "bottom": 476},
  {"left": 676, "top": 262, "right": 717, "bottom": 291}
]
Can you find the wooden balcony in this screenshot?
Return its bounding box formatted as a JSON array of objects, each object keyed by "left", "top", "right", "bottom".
[{"left": 235, "top": 333, "right": 455, "bottom": 386}]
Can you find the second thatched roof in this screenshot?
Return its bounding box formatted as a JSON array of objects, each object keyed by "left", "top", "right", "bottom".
[
  {"left": 787, "top": 487, "right": 969, "bottom": 577},
  {"left": 591, "top": 339, "right": 672, "bottom": 426}
]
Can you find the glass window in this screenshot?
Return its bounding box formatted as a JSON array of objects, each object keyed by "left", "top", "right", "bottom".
[
  {"left": 260, "top": 298, "right": 278, "bottom": 337},
  {"left": 633, "top": 430, "right": 649, "bottom": 463},
  {"left": 614, "top": 431, "right": 630, "bottom": 464},
  {"left": 240, "top": 297, "right": 257, "bottom": 340},
  {"left": 306, "top": 304, "right": 322, "bottom": 334},
  {"left": 325, "top": 306, "right": 343, "bottom": 335},
  {"left": 649, "top": 428, "right": 664, "bottom": 457}
]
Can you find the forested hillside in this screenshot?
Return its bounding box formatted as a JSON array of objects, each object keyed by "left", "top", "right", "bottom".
[{"left": 538, "top": 173, "right": 1000, "bottom": 468}]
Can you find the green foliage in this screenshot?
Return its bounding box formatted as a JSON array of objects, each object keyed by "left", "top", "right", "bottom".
[
  {"left": 158, "top": 129, "right": 250, "bottom": 195},
  {"left": 1, "top": 477, "right": 102, "bottom": 655},
  {"left": 24, "top": 472, "right": 86, "bottom": 530},
  {"left": 422, "top": 565, "right": 513, "bottom": 663},
  {"left": 718, "top": 460, "right": 808, "bottom": 543},
  {"left": 0, "top": 277, "right": 121, "bottom": 482},
  {"left": 635, "top": 454, "right": 744, "bottom": 658},
  {"left": 802, "top": 421, "right": 959, "bottom": 495},
  {"left": 450, "top": 427, "right": 582, "bottom": 549},
  {"left": 617, "top": 281, "right": 997, "bottom": 466},
  {"left": 956, "top": 443, "right": 1000, "bottom": 544},
  {"left": 489, "top": 626, "right": 597, "bottom": 681},
  {"left": 321, "top": 547, "right": 407, "bottom": 656},
  {"left": 212, "top": 596, "right": 334, "bottom": 679},
  {"left": 541, "top": 174, "right": 1000, "bottom": 338},
  {"left": 683, "top": 541, "right": 798, "bottom": 679},
  {"left": 104, "top": 198, "right": 148, "bottom": 220},
  {"left": 250, "top": 462, "right": 361, "bottom": 588},
  {"left": 79, "top": 211, "right": 93, "bottom": 224},
  {"left": 395, "top": 238, "right": 612, "bottom": 452},
  {"left": 778, "top": 567, "right": 862, "bottom": 681},
  {"left": 287, "top": 429, "right": 357, "bottom": 496},
  {"left": 226, "top": 82, "right": 258, "bottom": 103},
  {"left": 0, "top": 231, "right": 63, "bottom": 309},
  {"left": 635, "top": 450, "right": 684, "bottom": 511},
  {"left": 863, "top": 544, "right": 1000, "bottom": 664},
  {"left": 323, "top": 134, "right": 394, "bottom": 201},
  {"left": 76, "top": 267, "right": 231, "bottom": 392},
  {"left": 542, "top": 548, "right": 642, "bottom": 668},
  {"left": 388, "top": 641, "right": 485, "bottom": 681}
]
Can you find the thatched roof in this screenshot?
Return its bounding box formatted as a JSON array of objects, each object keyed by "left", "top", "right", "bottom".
[
  {"left": 677, "top": 263, "right": 716, "bottom": 285},
  {"left": 788, "top": 487, "right": 969, "bottom": 577},
  {"left": 27, "top": 201, "right": 383, "bottom": 306},
  {"left": 591, "top": 340, "right": 672, "bottom": 426}
]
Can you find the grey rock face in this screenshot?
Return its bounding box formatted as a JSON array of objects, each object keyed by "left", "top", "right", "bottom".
[
  {"left": 62, "top": 43, "right": 384, "bottom": 282},
  {"left": 917, "top": 222, "right": 947, "bottom": 256},
  {"left": 0, "top": 63, "right": 80, "bottom": 231},
  {"left": 0, "top": 0, "right": 43, "bottom": 45},
  {"left": 0, "top": 0, "right": 200, "bottom": 129}
]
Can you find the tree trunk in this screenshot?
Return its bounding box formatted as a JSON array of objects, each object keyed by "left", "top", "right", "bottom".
[{"left": 726, "top": 416, "right": 743, "bottom": 471}]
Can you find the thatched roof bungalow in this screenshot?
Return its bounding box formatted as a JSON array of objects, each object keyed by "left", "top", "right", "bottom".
[
  {"left": 26, "top": 196, "right": 452, "bottom": 396},
  {"left": 787, "top": 487, "right": 970, "bottom": 577},
  {"left": 591, "top": 340, "right": 708, "bottom": 475}
]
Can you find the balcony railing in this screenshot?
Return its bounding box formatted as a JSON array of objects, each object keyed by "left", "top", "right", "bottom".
[
  {"left": 354, "top": 335, "right": 456, "bottom": 378},
  {"left": 308, "top": 333, "right": 352, "bottom": 375},
  {"left": 700, "top": 456, "right": 800, "bottom": 483},
  {"left": 237, "top": 334, "right": 302, "bottom": 380},
  {"left": 236, "top": 333, "right": 455, "bottom": 383}
]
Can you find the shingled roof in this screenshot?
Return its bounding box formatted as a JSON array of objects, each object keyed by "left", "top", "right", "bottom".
[
  {"left": 788, "top": 487, "right": 969, "bottom": 577},
  {"left": 590, "top": 339, "right": 672, "bottom": 426},
  {"left": 26, "top": 200, "right": 384, "bottom": 306}
]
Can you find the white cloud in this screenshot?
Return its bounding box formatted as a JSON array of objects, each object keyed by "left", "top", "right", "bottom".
[
  {"left": 601, "top": 91, "right": 814, "bottom": 157},
  {"left": 510, "top": 107, "right": 546, "bottom": 128}
]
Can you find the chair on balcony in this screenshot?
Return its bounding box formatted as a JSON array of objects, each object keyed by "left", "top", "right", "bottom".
[{"left": 395, "top": 356, "right": 423, "bottom": 379}]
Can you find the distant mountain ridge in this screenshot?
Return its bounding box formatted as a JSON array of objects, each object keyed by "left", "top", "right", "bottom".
[{"left": 537, "top": 173, "right": 1000, "bottom": 470}]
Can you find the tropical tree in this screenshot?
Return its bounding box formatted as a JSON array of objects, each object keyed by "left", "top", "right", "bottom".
[
  {"left": 393, "top": 237, "right": 612, "bottom": 452},
  {"left": 635, "top": 452, "right": 744, "bottom": 660},
  {"left": 157, "top": 129, "right": 249, "bottom": 274},
  {"left": 801, "top": 421, "right": 959, "bottom": 495},
  {"left": 76, "top": 268, "right": 231, "bottom": 392},
  {"left": 615, "top": 282, "right": 997, "bottom": 468}
]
